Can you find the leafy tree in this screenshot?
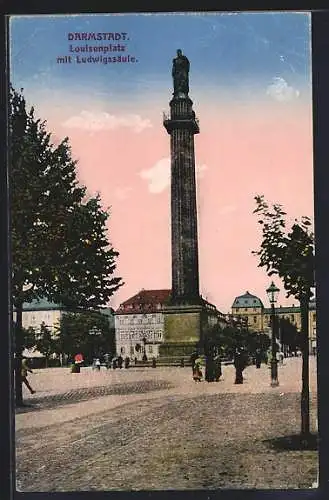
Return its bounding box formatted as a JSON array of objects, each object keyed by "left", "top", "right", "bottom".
[
  {"left": 45, "top": 195, "right": 122, "bottom": 310},
  {"left": 253, "top": 194, "right": 315, "bottom": 442},
  {"left": 204, "top": 322, "right": 270, "bottom": 361},
  {"left": 34, "top": 322, "right": 57, "bottom": 367},
  {"left": 278, "top": 317, "right": 300, "bottom": 354},
  {"left": 10, "top": 86, "right": 123, "bottom": 405},
  {"left": 55, "top": 311, "right": 115, "bottom": 364},
  {"left": 22, "top": 326, "right": 36, "bottom": 351}
]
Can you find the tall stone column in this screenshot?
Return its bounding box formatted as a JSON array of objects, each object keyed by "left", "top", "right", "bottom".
[
  {"left": 163, "top": 80, "right": 200, "bottom": 305},
  {"left": 161, "top": 50, "right": 204, "bottom": 358}
]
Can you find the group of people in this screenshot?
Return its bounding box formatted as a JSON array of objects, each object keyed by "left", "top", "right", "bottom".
[
  {"left": 190, "top": 347, "right": 260, "bottom": 385},
  {"left": 191, "top": 350, "right": 222, "bottom": 383}
]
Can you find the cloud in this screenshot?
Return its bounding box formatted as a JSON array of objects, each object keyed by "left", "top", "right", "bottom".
[
  {"left": 139, "top": 158, "right": 208, "bottom": 194},
  {"left": 266, "top": 77, "right": 300, "bottom": 102},
  {"left": 114, "top": 186, "right": 133, "bottom": 201},
  {"left": 62, "top": 110, "right": 152, "bottom": 133}
]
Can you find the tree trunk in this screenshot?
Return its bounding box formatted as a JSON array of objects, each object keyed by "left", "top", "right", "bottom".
[
  {"left": 300, "top": 297, "right": 310, "bottom": 440},
  {"left": 14, "top": 302, "right": 23, "bottom": 406}
]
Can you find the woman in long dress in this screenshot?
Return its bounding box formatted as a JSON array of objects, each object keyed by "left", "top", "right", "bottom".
[{"left": 193, "top": 356, "right": 203, "bottom": 382}]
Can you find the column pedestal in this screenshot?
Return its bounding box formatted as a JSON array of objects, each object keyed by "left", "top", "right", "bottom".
[{"left": 159, "top": 304, "right": 206, "bottom": 358}]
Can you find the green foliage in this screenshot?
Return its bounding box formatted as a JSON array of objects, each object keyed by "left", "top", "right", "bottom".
[
  {"left": 253, "top": 194, "right": 313, "bottom": 437},
  {"left": 22, "top": 326, "right": 36, "bottom": 350},
  {"left": 34, "top": 322, "right": 57, "bottom": 359},
  {"left": 204, "top": 323, "right": 270, "bottom": 358},
  {"left": 253, "top": 195, "right": 314, "bottom": 301},
  {"left": 55, "top": 311, "right": 115, "bottom": 362},
  {"left": 279, "top": 317, "right": 300, "bottom": 351}
]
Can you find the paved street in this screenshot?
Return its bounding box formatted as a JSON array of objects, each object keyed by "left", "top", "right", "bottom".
[{"left": 16, "top": 357, "right": 318, "bottom": 491}]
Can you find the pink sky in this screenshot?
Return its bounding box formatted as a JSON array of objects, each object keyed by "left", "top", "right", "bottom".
[{"left": 35, "top": 93, "right": 313, "bottom": 313}]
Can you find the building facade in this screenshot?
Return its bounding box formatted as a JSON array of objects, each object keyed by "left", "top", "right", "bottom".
[
  {"left": 14, "top": 299, "right": 115, "bottom": 358},
  {"left": 115, "top": 289, "right": 227, "bottom": 359},
  {"left": 232, "top": 291, "right": 317, "bottom": 351},
  {"left": 115, "top": 289, "right": 170, "bottom": 359},
  {"left": 15, "top": 299, "right": 65, "bottom": 333}
]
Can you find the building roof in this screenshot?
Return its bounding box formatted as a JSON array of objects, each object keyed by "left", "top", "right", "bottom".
[
  {"left": 19, "top": 298, "right": 64, "bottom": 311},
  {"left": 264, "top": 301, "right": 316, "bottom": 315},
  {"left": 98, "top": 307, "right": 115, "bottom": 316},
  {"left": 264, "top": 306, "right": 298, "bottom": 314},
  {"left": 116, "top": 289, "right": 171, "bottom": 314},
  {"left": 232, "top": 291, "right": 264, "bottom": 309}
]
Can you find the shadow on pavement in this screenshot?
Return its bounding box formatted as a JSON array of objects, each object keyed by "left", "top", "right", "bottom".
[
  {"left": 264, "top": 433, "right": 318, "bottom": 451},
  {"left": 15, "top": 379, "right": 173, "bottom": 414}
]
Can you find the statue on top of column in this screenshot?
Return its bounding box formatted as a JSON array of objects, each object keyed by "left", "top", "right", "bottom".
[{"left": 172, "top": 49, "right": 190, "bottom": 97}]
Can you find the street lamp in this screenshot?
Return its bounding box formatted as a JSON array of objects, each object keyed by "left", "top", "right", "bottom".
[
  {"left": 89, "top": 326, "right": 102, "bottom": 361},
  {"left": 266, "top": 281, "right": 280, "bottom": 387}
]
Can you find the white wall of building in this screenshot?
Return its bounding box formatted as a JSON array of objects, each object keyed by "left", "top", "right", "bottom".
[
  {"left": 115, "top": 312, "right": 165, "bottom": 359},
  {"left": 13, "top": 309, "right": 63, "bottom": 334},
  {"left": 22, "top": 309, "right": 62, "bottom": 333}
]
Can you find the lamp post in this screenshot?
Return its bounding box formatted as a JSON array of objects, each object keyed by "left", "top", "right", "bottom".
[
  {"left": 89, "top": 326, "right": 102, "bottom": 362},
  {"left": 266, "top": 281, "right": 280, "bottom": 387}
]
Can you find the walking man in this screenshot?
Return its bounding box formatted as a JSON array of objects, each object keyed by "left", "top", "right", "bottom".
[
  {"left": 234, "top": 348, "right": 247, "bottom": 384},
  {"left": 21, "top": 357, "right": 35, "bottom": 394},
  {"left": 255, "top": 348, "right": 262, "bottom": 369}
]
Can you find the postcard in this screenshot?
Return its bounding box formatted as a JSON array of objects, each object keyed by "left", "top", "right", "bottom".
[{"left": 9, "top": 11, "right": 317, "bottom": 492}]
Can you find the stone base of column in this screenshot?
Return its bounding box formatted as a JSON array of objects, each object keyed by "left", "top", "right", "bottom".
[{"left": 159, "top": 304, "right": 205, "bottom": 358}]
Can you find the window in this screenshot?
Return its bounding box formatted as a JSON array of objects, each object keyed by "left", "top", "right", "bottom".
[
  {"left": 291, "top": 315, "right": 294, "bottom": 322},
  {"left": 148, "top": 345, "right": 153, "bottom": 353},
  {"left": 130, "top": 346, "right": 134, "bottom": 355},
  {"left": 253, "top": 316, "right": 257, "bottom": 323},
  {"left": 313, "top": 313, "right": 316, "bottom": 321},
  {"left": 253, "top": 308, "right": 257, "bottom": 312},
  {"left": 244, "top": 308, "right": 248, "bottom": 312},
  {"left": 236, "top": 308, "right": 239, "bottom": 312},
  {"left": 121, "top": 347, "right": 125, "bottom": 354}
]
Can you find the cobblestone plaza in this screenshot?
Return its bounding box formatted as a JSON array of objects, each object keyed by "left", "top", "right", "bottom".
[{"left": 15, "top": 357, "right": 318, "bottom": 491}]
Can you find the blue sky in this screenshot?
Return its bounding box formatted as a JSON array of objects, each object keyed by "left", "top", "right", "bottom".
[{"left": 9, "top": 12, "right": 311, "bottom": 102}]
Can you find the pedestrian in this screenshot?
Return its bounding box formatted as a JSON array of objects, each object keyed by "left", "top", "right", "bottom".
[
  {"left": 124, "top": 356, "right": 130, "bottom": 369},
  {"left": 234, "top": 348, "right": 247, "bottom": 384},
  {"left": 152, "top": 357, "right": 156, "bottom": 368},
  {"left": 112, "top": 357, "right": 117, "bottom": 370},
  {"left": 117, "top": 355, "right": 123, "bottom": 369},
  {"left": 214, "top": 354, "right": 222, "bottom": 381},
  {"left": 278, "top": 351, "right": 284, "bottom": 365},
  {"left": 255, "top": 348, "right": 262, "bottom": 369},
  {"left": 193, "top": 356, "right": 203, "bottom": 382},
  {"left": 95, "top": 358, "right": 101, "bottom": 371},
  {"left": 134, "top": 357, "right": 138, "bottom": 365},
  {"left": 190, "top": 350, "right": 198, "bottom": 376},
  {"left": 104, "top": 353, "right": 111, "bottom": 369},
  {"left": 21, "top": 357, "right": 36, "bottom": 394},
  {"left": 205, "top": 354, "right": 215, "bottom": 382}
]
